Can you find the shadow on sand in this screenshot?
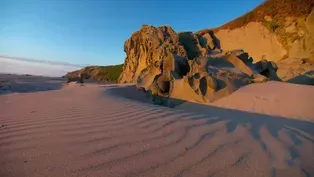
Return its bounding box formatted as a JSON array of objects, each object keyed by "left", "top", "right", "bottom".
[
  {"left": 105, "top": 85, "right": 314, "bottom": 172},
  {"left": 287, "top": 70, "right": 314, "bottom": 86}
]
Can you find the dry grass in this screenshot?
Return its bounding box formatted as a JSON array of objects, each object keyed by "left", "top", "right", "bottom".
[
  {"left": 65, "top": 64, "right": 123, "bottom": 83},
  {"left": 198, "top": 0, "right": 314, "bottom": 33},
  {"left": 211, "top": 0, "right": 314, "bottom": 32},
  {"left": 198, "top": 0, "right": 314, "bottom": 52}
]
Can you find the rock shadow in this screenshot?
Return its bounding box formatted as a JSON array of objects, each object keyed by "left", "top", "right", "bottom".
[{"left": 287, "top": 70, "right": 314, "bottom": 85}]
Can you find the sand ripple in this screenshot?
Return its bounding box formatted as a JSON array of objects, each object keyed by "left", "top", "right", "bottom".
[{"left": 0, "top": 84, "right": 313, "bottom": 177}]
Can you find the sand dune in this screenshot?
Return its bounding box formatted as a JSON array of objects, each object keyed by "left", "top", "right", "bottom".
[
  {"left": 0, "top": 80, "right": 313, "bottom": 177},
  {"left": 210, "top": 81, "right": 314, "bottom": 122}
]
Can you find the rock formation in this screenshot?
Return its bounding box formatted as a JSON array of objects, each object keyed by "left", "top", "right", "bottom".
[
  {"left": 119, "top": 25, "right": 187, "bottom": 83},
  {"left": 117, "top": 0, "right": 314, "bottom": 106},
  {"left": 119, "top": 25, "right": 223, "bottom": 83},
  {"left": 276, "top": 58, "right": 314, "bottom": 85},
  {"left": 119, "top": 0, "right": 314, "bottom": 85},
  {"left": 136, "top": 49, "right": 278, "bottom": 107}
]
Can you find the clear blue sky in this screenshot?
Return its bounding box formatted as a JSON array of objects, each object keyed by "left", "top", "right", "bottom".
[{"left": 0, "top": 0, "right": 264, "bottom": 66}]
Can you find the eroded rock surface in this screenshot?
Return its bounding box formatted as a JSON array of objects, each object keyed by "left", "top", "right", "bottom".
[
  {"left": 136, "top": 50, "right": 279, "bottom": 107},
  {"left": 119, "top": 25, "right": 226, "bottom": 83},
  {"left": 119, "top": 25, "right": 187, "bottom": 83}
]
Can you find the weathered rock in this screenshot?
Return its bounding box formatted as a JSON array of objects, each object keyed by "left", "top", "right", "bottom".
[
  {"left": 136, "top": 51, "right": 279, "bottom": 107},
  {"left": 276, "top": 58, "right": 314, "bottom": 83},
  {"left": 255, "top": 59, "right": 280, "bottom": 81},
  {"left": 199, "top": 33, "right": 216, "bottom": 50},
  {"left": 223, "top": 53, "right": 254, "bottom": 77},
  {"left": 178, "top": 32, "right": 202, "bottom": 59},
  {"left": 162, "top": 54, "right": 190, "bottom": 79},
  {"left": 119, "top": 25, "right": 187, "bottom": 83},
  {"left": 119, "top": 25, "right": 228, "bottom": 83},
  {"left": 136, "top": 62, "right": 162, "bottom": 90}
]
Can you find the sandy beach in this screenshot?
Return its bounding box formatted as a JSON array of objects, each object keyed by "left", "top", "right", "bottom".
[
  {"left": 0, "top": 76, "right": 313, "bottom": 177},
  {"left": 1, "top": 0, "right": 314, "bottom": 176}
]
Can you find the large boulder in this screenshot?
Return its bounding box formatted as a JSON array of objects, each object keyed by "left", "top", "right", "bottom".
[
  {"left": 136, "top": 51, "right": 279, "bottom": 107},
  {"left": 119, "top": 25, "right": 221, "bottom": 83},
  {"left": 119, "top": 25, "right": 188, "bottom": 83}
]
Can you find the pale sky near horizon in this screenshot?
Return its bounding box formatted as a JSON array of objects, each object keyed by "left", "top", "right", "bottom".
[{"left": 0, "top": 0, "right": 264, "bottom": 66}]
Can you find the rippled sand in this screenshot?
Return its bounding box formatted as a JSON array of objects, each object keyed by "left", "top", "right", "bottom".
[{"left": 0, "top": 79, "right": 313, "bottom": 177}]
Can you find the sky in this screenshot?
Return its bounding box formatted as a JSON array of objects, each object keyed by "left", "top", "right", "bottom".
[
  {"left": 0, "top": 56, "right": 81, "bottom": 77},
  {"left": 0, "top": 0, "right": 264, "bottom": 66}
]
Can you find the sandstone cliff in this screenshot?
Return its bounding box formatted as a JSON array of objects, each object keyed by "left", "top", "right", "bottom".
[{"left": 201, "top": 0, "right": 314, "bottom": 62}]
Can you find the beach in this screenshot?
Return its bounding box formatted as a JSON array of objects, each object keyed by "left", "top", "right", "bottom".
[{"left": 1, "top": 76, "right": 313, "bottom": 177}]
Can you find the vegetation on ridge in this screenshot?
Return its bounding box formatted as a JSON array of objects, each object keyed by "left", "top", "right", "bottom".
[
  {"left": 65, "top": 64, "right": 123, "bottom": 83},
  {"left": 198, "top": 0, "right": 314, "bottom": 50},
  {"left": 206, "top": 0, "right": 314, "bottom": 32}
]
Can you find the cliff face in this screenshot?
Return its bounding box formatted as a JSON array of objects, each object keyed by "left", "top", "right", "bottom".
[
  {"left": 119, "top": 1, "right": 314, "bottom": 84},
  {"left": 214, "top": 22, "right": 287, "bottom": 61},
  {"left": 213, "top": 13, "right": 314, "bottom": 62},
  {"left": 207, "top": 0, "right": 314, "bottom": 62}
]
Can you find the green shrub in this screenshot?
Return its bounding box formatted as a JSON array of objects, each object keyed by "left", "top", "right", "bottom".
[{"left": 96, "top": 64, "right": 123, "bottom": 83}]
